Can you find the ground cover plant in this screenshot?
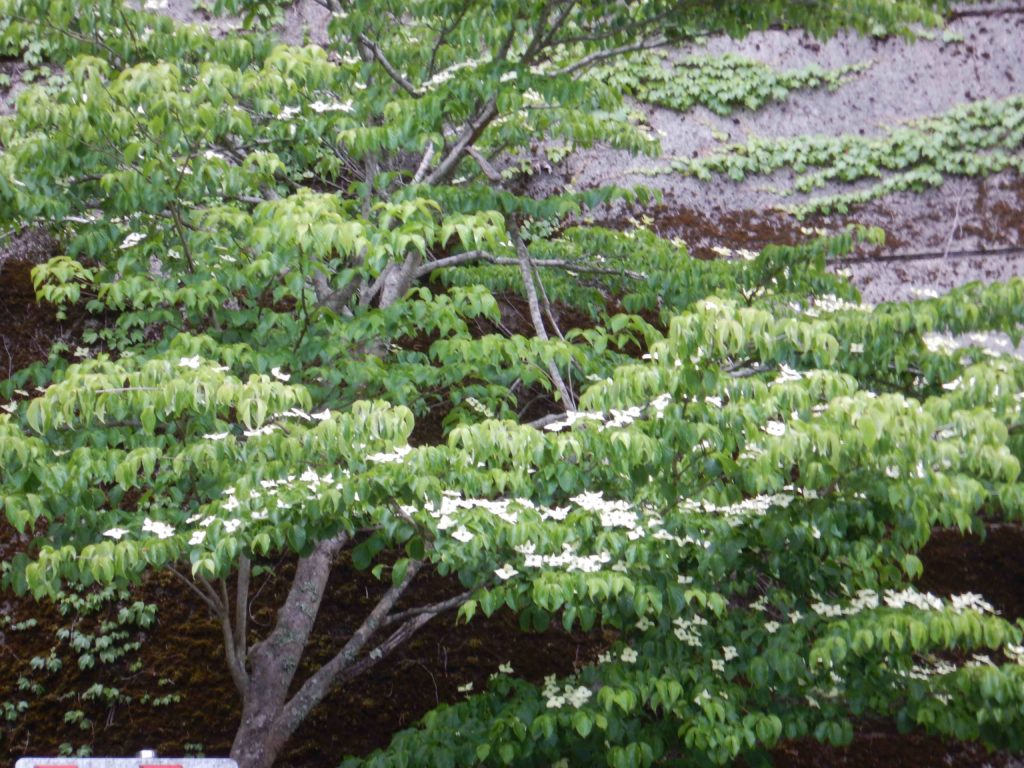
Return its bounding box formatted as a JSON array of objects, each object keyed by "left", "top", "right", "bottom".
[
  {"left": 1, "top": 1, "right": 1023, "bottom": 767},
  {"left": 669, "top": 93, "right": 1024, "bottom": 217},
  {"left": 590, "top": 50, "right": 870, "bottom": 117}
]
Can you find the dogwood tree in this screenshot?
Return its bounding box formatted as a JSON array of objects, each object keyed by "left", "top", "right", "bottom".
[{"left": 1, "top": 1, "right": 1023, "bottom": 767}]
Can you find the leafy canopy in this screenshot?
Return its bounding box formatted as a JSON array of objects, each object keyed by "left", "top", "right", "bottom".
[{"left": 1, "top": 0, "right": 1023, "bottom": 766}]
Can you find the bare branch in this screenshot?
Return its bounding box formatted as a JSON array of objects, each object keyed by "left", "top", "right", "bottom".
[
  {"left": 551, "top": 36, "right": 668, "bottom": 77},
  {"left": 416, "top": 249, "right": 645, "bottom": 280},
  {"left": 277, "top": 560, "right": 424, "bottom": 736},
  {"left": 425, "top": 98, "right": 499, "bottom": 186},
  {"left": 508, "top": 218, "right": 575, "bottom": 411},
  {"left": 411, "top": 141, "right": 436, "bottom": 184},
  {"left": 379, "top": 590, "right": 471, "bottom": 629},
  {"left": 357, "top": 33, "right": 423, "bottom": 98},
  {"left": 168, "top": 566, "right": 222, "bottom": 615}
]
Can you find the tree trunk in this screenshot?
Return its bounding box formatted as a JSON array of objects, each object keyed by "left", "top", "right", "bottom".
[{"left": 229, "top": 535, "right": 345, "bottom": 768}]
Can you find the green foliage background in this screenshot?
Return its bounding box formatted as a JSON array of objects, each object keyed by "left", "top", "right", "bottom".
[{"left": 0, "top": 0, "right": 1022, "bottom": 766}]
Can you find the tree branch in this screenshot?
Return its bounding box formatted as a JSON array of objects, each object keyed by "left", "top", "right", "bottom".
[
  {"left": 424, "top": 97, "right": 499, "bottom": 186},
  {"left": 411, "top": 141, "right": 436, "bottom": 184},
  {"left": 357, "top": 33, "right": 423, "bottom": 98},
  {"left": 379, "top": 590, "right": 471, "bottom": 629},
  {"left": 277, "top": 560, "right": 424, "bottom": 737},
  {"left": 168, "top": 565, "right": 222, "bottom": 615},
  {"left": 415, "top": 250, "right": 645, "bottom": 280},
  {"left": 508, "top": 218, "right": 575, "bottom": 411},
  {"left": 551, "top": 36, "right": 668, "bottom": 77}
]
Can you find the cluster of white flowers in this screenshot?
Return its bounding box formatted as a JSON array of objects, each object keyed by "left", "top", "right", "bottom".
[
  {"left": 520, "top": 542, "right": 612, "bottom": 573},
  {"left": 773, "top": 364, "right": 803, "bottom": 385},
  {"left": 685, "top": 493, "right": 795, "bottom": 522},
  {"left": 904, "top": 658, "right": 959, "bottom": 681},
  {"left": 809, "top": 588, "right": 996, "bottom": 620},
  {"left": 276, "top": 105, "right": 301, "bottom": 121},
  {"left": 710, "top": 245, "right": 758, "bottom": 261},
  {"left": 366, "top": 444, "right": 413, "bottom": 464},
  {"left": 605, "top": 406, "right": 643, "bottom": 429},
  {"left": 801, "top": 294, "right": 873, "bottom": 317},
  {"left": 543, "top": 410, "right": 605, "bottom": 432},
  {"left": 547, "top": 393, "right": 675, "bottom": 432},
  {"left": 543, "top": 675, "right": 592, "bottom": 709},
  {"left": 142, "top": 517, "right": 175, "bottom": 539},
  {"left": 922, "top": 333, "right": 958, "bottom": 354},
  {"left": 673, "top": 614, "right": 707, "bottom": 647},
  {"left": 276, "top": 407, "right": 332, "bottom": 422},
  {"left": 309, "top": 99, "right": 355, "bottom": 114},
  {"left": 572, "top": 492, "right": 638, "bottom": 530},
  {"left": 423, "top": 57, "right": 489, "bottom": 90}
]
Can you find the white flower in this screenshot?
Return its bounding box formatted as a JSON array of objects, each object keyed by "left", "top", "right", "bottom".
[
  {"left": 120, "top": 232, "right": 147, "bottom": 249},
  {"left": 498, "top": 661, "right": 514, "bottom": 674},
  {"left": 103, "top": 527, "right": 129, "bottom": 540},
  {"left": 1, "top": 403, "right": 16, "bottom": 413},
  {"left": 189, "top": 530, "right": 206, "bottom": 546},
  {"left": 635, "top": 616, "right": 652, "bottom": 631},
  {"left": 763, "top": 421, "right": 786, "bottom": 437},
  {"left": 457, "top": 682, "right": 473, "bottom": 693},
  {"left": 723, "top": 646, "right": 738, "bottom": 661},
  {"left": 620, "top": 647, "right": 638, "bottom": 663},
  {"left": 764, "top": 621, "right": 780, "bottom": 634},
  {"left": 178, "top": 355, "right": 202, "bottom": 369},
  {"left": 499, "top": 71, "right": 518, "bottom": 82},
  {"left": 223, "top": 519, "right": 242, "bottom": 533},
  {"left": 309, "top": 99, "right": 354, "bottom": 113},
  {"left": 142, "top": 518, "right": 175, "bottom": 539},
  {"left": 243, "top": 424, "right": 278, "bottom": 438},
  {"left": 494, "top": 563, "right": 519, "bottom": 581},
  {"left": 452, "top": 526, "right": 474, "bottom": 543},
  {"left": 204, "top": 432, "right": 229, "bottom": 441},
  {"left": 277, "top": 105, "right": 301, "bottom": 121},
  {"left": 311, "top": 409, "right": 332, "bottom": 420},
  {"left": 566, "top": 685, "right": 592, "bottom": 707},
  {"left": 850, "top": 343, "right": 864, "bottom": 354},
  {"left": 270, "top": 366, "right": 290, "bottom": 382},
  {"left": 711, "top": 659, "right": 725, "bottom": 672}
]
